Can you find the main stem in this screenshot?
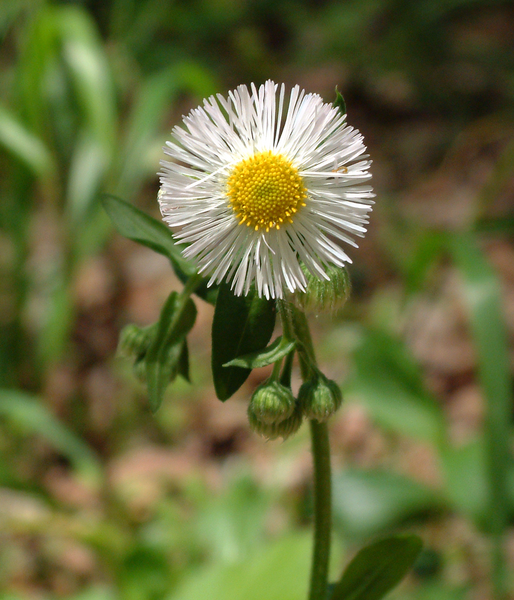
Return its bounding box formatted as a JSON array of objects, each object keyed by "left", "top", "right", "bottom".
[
  {"left": 279, "top": 301, "right": 332, "bottom": 599},
  {"left": 309, "top": 420, "right": 332, "bottom": 600}
]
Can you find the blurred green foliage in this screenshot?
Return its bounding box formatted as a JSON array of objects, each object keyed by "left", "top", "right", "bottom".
[{"left": 0, "top": 0, "right": 513, "bottom": 599}]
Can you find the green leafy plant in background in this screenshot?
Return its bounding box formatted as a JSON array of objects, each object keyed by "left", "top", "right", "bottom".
[
  {"left": 0, "top": 2, "right": 218, "bottom": 386},
  {"left": 341, "top": 228, "right": 513, "bottom": 596}
]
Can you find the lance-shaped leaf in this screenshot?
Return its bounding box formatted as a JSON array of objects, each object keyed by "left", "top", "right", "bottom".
[
  {"left": 212, "top": 284, "right": 276, "bottom": 401},
  {"left": 330, "top": 534, "right": 422, "bottom": 600},
  {"left": 102, "top": 194, "right": 217, "bottom": 304},
  {"left": 102, "top": 194, "right": 192, "bottom": 272},
  {"left": 223, "top": 336, "right": 295, "bottom": 369},
  {"left": 145, "top": 291, "right": 197, "bottom": 412}
]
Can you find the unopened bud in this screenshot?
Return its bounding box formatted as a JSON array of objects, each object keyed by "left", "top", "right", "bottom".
[
  {"left": 248, "top": 400, "right": 303, "bottom": 441},
  {"left": 293, "top": 265, "right": 351, "bottom": 314},
  {"left": 249, "top": 381, "right": 295, "bottom": 425},
  {"left": 118, "top": 323, "right": 155, "bottom": 359},
  {"left": 298, "top": 374, "right": 342, "bottom": 422}
]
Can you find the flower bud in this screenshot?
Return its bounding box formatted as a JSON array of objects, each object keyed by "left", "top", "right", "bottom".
[
  {"left": 118, "top": 324, "right": 155, "bottom": 359},
  {"left": 293, "top": 265, "right": 351, "bottom": 314},
  {"left": 249, "top": 381, "right": 295, "bottom": 425},
  {"left": 248, "top": 400, "right": 303, "bottom": 441},
  {"left": 298, "top": 374, "right": 342, "bottom": 422}
]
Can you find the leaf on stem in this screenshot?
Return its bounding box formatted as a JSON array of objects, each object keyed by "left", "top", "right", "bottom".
[
  {"left": 101, "top": 194, "right": 217, "bottom": 303},
  {"left": 223, "top": 336, "right": 295, "bottom": 369},
  {"left": 212, "top": 284, "right": 276, "bottom": 401},
  {"left": 145, "top": 291, "right": 197, "bottom": 412},
  {"left": 330, "top": 534, "right": 423, "bottom": 600}
]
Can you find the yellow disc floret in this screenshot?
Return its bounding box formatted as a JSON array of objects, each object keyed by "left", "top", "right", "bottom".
[{"left": 227, "top": 151, "right": 307, "bottom": 232}]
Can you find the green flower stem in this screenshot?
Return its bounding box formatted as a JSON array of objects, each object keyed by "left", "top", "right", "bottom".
[
  {"left": 181, "top": 272, "right": 205, "bottom": 300},
  {"left": 166, "top": 273, "right": 204, "bottom": 335},
  {"left": 290, "top": 305, "right": 317, "bottom": 378},
  {"left": 309, "top": 419, "right": 332, "bottom": 600},
  {"left": 270, "top": 358, "right": 282, "bottom": 381},
  {"left": 279, "top": 350, "right": 294, "bottom": 388},
  {"left": 278, "top": 300, "right": 332, "bottom": 600}
]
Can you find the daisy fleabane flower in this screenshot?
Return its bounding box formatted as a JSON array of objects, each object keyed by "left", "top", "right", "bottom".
[{"left": 158, "top": 81, "right": 374, "bottom": 299}]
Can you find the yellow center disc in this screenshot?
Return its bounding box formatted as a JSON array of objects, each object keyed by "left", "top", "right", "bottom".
[{"left": 227, "top": 151, "right": 307, "bottom": 232}]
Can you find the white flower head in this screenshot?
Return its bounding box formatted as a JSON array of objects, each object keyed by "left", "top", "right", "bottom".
[{"left": 158, "top": 81, "right": 374, "bottom": 299}]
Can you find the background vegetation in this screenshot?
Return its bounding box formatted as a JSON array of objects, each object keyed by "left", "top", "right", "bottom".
[{"left": 0, "top": 1, "right": 513, "bottom": 599}]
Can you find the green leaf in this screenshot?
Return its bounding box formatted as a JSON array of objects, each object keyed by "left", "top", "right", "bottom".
[
  {"left": 0, "top": 104, "right": 55, "bottom": 176},
  {"left": 66, "top": 131, "right": 108, "bottom": 226},
  {"left": 405, "top": 230, "right": 447, "bottom": 292},
  {"left": 397, "top": 583, "right": 468, "bottom": 600},
  {"left": 145, "top": 292, "right": 197, "bottom": 412},
  {"left": 0, "top": 389, "right": 101, "bottom": 487},
  {"left": 451, "top": 233, "right": 513, "bottom": 539},
  {"left": 330, "top": 535, "right": 423, "bottom": 600},
  {"left": 195, "top": 472, "right": 273, "bottom": 562},
  {"left": 116, "top": 61, "right": 218, "bottom": 201},
  {"left": 15, "top": 6, "right": 57, "bottom": 138},
  {"left": 102, "top": 194, "right": 217, "bottom": 304},
  {"left": 333, "top": 86, "right": 347, "bottom": 116},
  {"left": 440, "top": 437, "right": 488, "bottom": 525},
  {"left": 223, "top": 336, "right": 295, "bottom": 369},
  {"left": 212, "top": 284, "right": 276, "bottom": 401},
  {"left": 170, "top": 532, "right": 316, "bottom": 600},
  {"left": 37, "top": 270, "right": 75, "bottom": 367},
  {"left": 346, "top": 329, "right": 445, "bottom": 446},
  {"left": 332, "top": 469, "right": 442, "bottom": 541},
  {"left": 102, "top": 194, "right": 192, "bottom": 273},
  {"left": 56, "top": 5, "right": 117, "bottom": 152}
]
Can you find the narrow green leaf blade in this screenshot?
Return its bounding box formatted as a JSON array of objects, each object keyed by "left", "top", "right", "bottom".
[
  {"left": 330, "top": 535, "right": 423, "bottom": 600},
  {"left": 0, "top": 389, "right": 102, "bottom": 487},
  {"left": 0, "top": 104, "right": 55, "bottom": 176},
  {"left": 451, "top": 233, "right": 513, "bottom": 541},
  {"left": 57, "top": 5, "right": 117, "bottom": 152},
  {"left": 116, "top": 61, "right": 217, "bottom": 200},
  {"left": 212, "top": 284, "right": 276, "bottom": 401},
  {"left": 101, "top": 194, "right": 193, "bottom": 274},
  {"left": 224, "top": 336, "right": 295, "bottom": 369}
]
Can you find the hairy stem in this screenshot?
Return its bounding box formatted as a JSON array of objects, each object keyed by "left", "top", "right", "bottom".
[
  {"left": 278, "top": 300, "right": 332, "bottom": 599},
  {"left": 309, "top": 419, "right": 332, "bottom": 600}
]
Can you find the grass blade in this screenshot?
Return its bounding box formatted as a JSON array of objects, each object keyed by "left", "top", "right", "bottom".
[{"left": 451, "top": 232, "right": 513, "bottom": 599}]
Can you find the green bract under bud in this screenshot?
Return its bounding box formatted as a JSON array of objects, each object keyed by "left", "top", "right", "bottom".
[
  {"left": 298, "top": 374, "right": 342, "bottom": 422},
  {"left": 248, "top": 400, "right": 303, "bottom": 440},
  {"left": 293, "top": 264, "right": 351, "bottom": 314},
  {"left": 249, "top": 381, "right": 295, "bottom": 425}
]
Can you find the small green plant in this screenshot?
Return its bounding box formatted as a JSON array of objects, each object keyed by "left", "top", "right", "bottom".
[{"left": 104, "top": 83, "right": 422, "bottom": 600}]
